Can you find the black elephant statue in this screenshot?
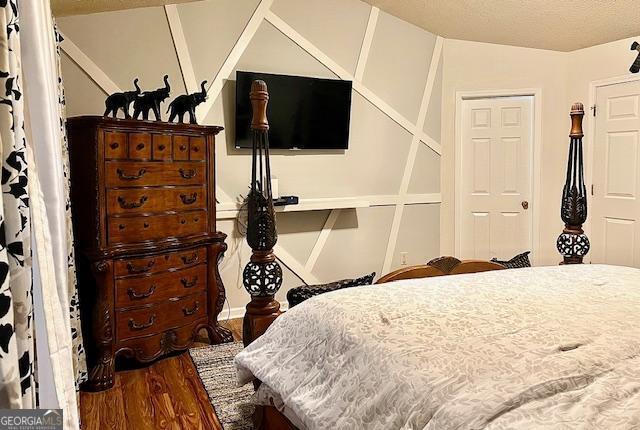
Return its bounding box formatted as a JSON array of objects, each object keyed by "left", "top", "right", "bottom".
[
  {"left": 631, "top": 41, "right": 640, "bottom": 73},
  {"left": 133, "top": 75, "right": 170, "bottom": 121},
  {"left": 167, "top": 80, "right": 208, "bottom": 124},
  {"left": 103, "top": 78, "right": 140, "bottom": 119}
]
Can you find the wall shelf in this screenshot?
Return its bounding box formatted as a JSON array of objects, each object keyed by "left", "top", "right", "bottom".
[{"left": 216, "top": 197, "right": 370, "bottom": 220}]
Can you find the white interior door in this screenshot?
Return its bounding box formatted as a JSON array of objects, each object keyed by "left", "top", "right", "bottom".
[
  {"left": 459, "top": 96, "right": 533, "bottom": 260},
  {"left": 591, "top": 80, "right": 640, "bottom": 267}
]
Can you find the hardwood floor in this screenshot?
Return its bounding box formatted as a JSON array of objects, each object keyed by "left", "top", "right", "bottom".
[{"left": 80, "top": 319, "right": 243, "bottom": 430}]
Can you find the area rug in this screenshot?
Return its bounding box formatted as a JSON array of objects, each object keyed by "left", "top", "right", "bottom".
[{"left": 189, "top": 341, "right": 254, "bottom": 430}]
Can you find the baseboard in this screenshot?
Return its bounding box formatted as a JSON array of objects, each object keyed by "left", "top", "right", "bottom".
[{"left": 218, "top": 301, "right": 289, "bottom": 322}]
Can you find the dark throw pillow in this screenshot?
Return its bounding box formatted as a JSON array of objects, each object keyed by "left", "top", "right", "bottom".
[
  {"left": 491, "top": 251, "right": 531, "bottom": 269},
  {"left": 286, "top": 272, "right": 376, "bottom": 308}
]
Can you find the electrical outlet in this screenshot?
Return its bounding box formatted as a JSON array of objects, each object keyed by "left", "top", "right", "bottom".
[{"left": 400, "top": 252, "right": 408, "bottom": 266}]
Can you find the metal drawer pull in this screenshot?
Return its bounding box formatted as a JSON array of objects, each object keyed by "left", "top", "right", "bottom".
[
  {"left": 178, "top": 168, "right": 196, "bottom": 179},
  {"left": 158, "top": 144, "right": 166, "bottom": 151},
  {"left": 179, "top": 193, "right": 197, "bottom": 205},
  {"left": 109, "top": 142, "right": 119, "bottom": 149},
  {"left": 183, "top": 302, "right": 199, "bottom": 316},
  {"left": 127, "top": 285, "right": 156, "bottom": 299},
  {"left": 136, "top": 143, "right": 145, "bottom": 151},
  {"left": 118, "top": 195, "right": 148, "bottom": 209},
  {"left": 128, "top": 314, "right": 156, "bottom": 330},
  {"left": 181, "top": 276, "right": 198, "bottom": 288},
  {"left": 117, "top": 168, "right": 146, "bottom": 180},
  {"left": 181, "top": 253, "right": 198, "bottom": 264},
  {"left": 126, "top": 260, "right": 155, "bottom": 274}
]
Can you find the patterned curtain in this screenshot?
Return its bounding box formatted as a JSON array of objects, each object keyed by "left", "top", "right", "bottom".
[
  {"left": 54, "top": 24, "right": 87, "bottom": 391},
  {"left": 0, "top": 0, "right": 87, "bottom": 413},
  {"left": 0, "top": 0, "right": 36, "bottom": 408}
]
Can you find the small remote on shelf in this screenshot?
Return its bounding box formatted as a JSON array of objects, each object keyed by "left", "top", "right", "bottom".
[{"left": 273, "top": 196, "right": 299, "bottom": 206}]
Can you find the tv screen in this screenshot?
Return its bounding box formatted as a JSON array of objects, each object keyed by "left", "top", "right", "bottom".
[{"left": 235, "top": 71, "right": 352, "bottom": 150}]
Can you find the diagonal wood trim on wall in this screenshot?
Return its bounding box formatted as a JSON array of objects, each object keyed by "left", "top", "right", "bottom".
[
  {"left": 164, "top": 4, "right": 198, "bottom": 93},
  {"left": 383, "top": 36, "right": 443, "bottom": 274},
  {"left": 355, "top": 6, "right": 380, "bottom": 82},
  {"left": 265, "top": 10, "right": 443, "bottom": 156},
  {"left": 198, "top": 0, "right": 274, "bottom": 123},
  {"left": 59, "top": 33, "right": 120, "bottom": 95}
]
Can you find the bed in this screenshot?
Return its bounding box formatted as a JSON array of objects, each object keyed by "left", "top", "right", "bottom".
[
  {"left": 236, "top": 264, "right": 640, "bottom": 429},
  {"left": 234, "top": 93, "right": 638, "bottom": 428}
]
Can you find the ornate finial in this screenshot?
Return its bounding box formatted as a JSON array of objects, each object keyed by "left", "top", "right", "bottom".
[
  {"left": 571, "top": 102, "right": 584, "bottom": 114},
  {"left": 569, "top": 102, "right": 584, "bottom": 138},
  {"left": 250, "top": 80, "right": 269, "bottom": 131}
]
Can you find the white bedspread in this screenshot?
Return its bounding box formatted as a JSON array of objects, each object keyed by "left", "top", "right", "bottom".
[{"left": 235, "top": 265, "right": 640, "bottom": 429}]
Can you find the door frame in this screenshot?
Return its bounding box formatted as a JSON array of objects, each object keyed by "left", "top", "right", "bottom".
[
  {"left": 586, "top": 74, "right": 640, "bottom": 260},
  {"left": 454, "top": 88, "right": 542, "bottom": 264}
]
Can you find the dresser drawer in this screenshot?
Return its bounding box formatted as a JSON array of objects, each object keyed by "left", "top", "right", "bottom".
[
  {"left": 105, "top": 161, "right": 206, "bottom": 188},
  {"left": 107, "top": 186, "right": 206, "bottom": 215},
  {"left": 189, "top": 137, "right": 206, "bottom": 161},
  {"left": 116, "top": 292, "right": 206, "bottom": 340},
  {"left": 173, "top": 135, "right": 190, "bottom": 160},
  {"left": 152, "top": 134, "right": 172, "bottom": 160},
  {"left": 117, "top": 319, "right": 203, "bottom": 363},
  {"left": 108, "top": 210, "right": 207, "bottom": 244},
  {"left": 115, "top": 263, "right": 207, "bottom": 308},
  {"left": 128, "top": 133, "right": 152, "bottom": 160},
  {"left": 114, "top": 247, "right": 207, "bottom": 277},
  {"left": 105, "top": 131, "right": 127, "bottom": 159}
]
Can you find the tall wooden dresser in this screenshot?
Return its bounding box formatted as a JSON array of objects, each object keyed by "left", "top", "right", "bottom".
[{"left": 67, "top": 116, "right": 232, "bottom": 391}]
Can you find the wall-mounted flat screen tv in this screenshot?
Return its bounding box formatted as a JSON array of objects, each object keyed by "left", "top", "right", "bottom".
[{"left": 235, "top": 71, "right": 352, "bottom": 150}]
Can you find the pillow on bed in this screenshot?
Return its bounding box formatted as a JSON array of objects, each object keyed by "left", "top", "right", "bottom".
[
  {"left": 286, "top": 272, "right": 376, "bottom": 308},
  {"left": 491, "top": 251, "right": 531, "bottom": 269}
]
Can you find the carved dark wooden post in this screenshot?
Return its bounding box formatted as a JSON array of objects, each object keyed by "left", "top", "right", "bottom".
[
  {"left": 242, "top": 80, "right": 283, "bottom": 347},
  {"left": 557, "top": 102, "right": 590, "bottom": 264}
]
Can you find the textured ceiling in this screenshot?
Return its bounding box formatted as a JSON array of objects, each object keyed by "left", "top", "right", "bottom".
[
  {"left": 361, "top": 0, "right": 640, "bottom": 51},
  {"left": 51, "top": 0, "right": 640, "bottom": 51},
  {"left": 52, "top": 0, "right": 201, "bottom": 16}
]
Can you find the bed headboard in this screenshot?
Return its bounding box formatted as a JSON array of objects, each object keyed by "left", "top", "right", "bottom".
[{"left": 375, "top": 256, "right": 505, "bottom": 284}]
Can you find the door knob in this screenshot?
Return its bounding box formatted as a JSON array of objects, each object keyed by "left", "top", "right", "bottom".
[{"left": 521, "top": 201, "right": 529, "bottom": 210}]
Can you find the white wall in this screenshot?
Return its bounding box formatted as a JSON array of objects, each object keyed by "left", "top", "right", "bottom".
[
  {"left": 57, "top": 0, "right": 444, "bottom": 316},
  {"left": 566, "top": 36, "right": 640, "bottom": 108}
]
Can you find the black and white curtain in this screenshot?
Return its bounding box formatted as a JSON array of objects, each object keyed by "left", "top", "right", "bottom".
[
  {"left": 0, "top": 0, "right": 35, "bottom": 410},
  {"left": 54, "top": 23, "right": 88, "bottom": 393},
  {"left": 0, "top": 0, "right": 84, "bottom": 427}
]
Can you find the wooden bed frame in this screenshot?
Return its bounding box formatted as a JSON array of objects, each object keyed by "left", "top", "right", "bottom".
[
  {"left": 376, "top": 256, "right": 505, "bottom": 284},
  {"left": 241, "top": 88, "right": 589, "bottom": 429}
]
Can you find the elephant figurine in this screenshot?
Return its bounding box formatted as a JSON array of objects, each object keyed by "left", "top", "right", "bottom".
[
  {"left": 133, "top": 75, "right": 170, "bottom": 121},
  {"left": 103, "top": 78, "right": 140, "bottom": 119},
  {"left": 167, "top": 80, "right": 208, "bottom": 124},
  {"left": 630, "top": 41, "right": 640, "bottom": 73}
]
